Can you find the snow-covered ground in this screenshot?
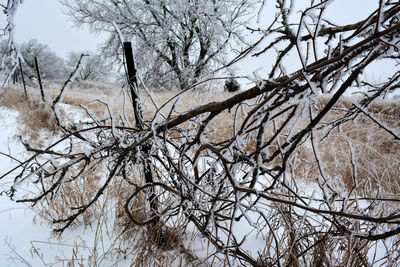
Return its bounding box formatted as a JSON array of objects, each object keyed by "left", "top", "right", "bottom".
[
  {"left": 0, "top": 105, "right": 296, "bottom": 266},
  {"left": 0, "top": 108, "right": 51, "bottom": 266},
  {"left": 0, "top": 101, "right": 397, "bottom": 266},
  {"left": 0, "top": 107, "right": 131, "bottom": 266}
]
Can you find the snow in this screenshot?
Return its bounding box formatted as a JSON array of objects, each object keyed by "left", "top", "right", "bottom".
[
  {"left": 0, "top": 108, "right": 51, "bottom": 266},
  {"left": 0, "top": 107, "right": 132, "bottom": 266},
  {"left": 0, "top": 101, "right": 396, "bottom": 266}
]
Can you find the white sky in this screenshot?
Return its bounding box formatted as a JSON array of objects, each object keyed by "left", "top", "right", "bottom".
[
  {"left": 12, "top": 0, "right": 106, "bottom": 58},
  {"left": 237, "top": 0, "right": 396, "bottom": 88},
  {"left": 6, "top": 0, "right": 378, "bottom": 57},
  {"left": 244, "top": 1, "right": 383, "bottom": 69},
  {"left": 1, "top": 0, "right": 396, "bottom": 88}
]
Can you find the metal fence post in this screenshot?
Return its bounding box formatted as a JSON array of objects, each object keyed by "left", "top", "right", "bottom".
[
  {"left": 19, "top": 58, "right": 27, "bottom": 99},
  {"left": 123, "top": 41, "right": 158, "bottom": 222},
  {"left": 34, "top": 57, "right": 45, "bottom": 102}
]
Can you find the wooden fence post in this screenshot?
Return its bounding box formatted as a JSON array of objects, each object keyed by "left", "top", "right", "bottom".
[
  {"left": 34, "top": 57, "right": 45, "bottom": 102},
  {"left": 123, "top": 41, "right": 158, "bottom": 222}
]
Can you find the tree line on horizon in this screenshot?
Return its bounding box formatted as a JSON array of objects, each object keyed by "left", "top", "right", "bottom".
[{"left": 0, "top": 38, "right": 113, "bottom": 84}]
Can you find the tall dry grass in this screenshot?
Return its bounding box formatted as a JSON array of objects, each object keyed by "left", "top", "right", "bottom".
[
  {"left": 289, "top": 97, "right": 400, "bottom": 194},
  {"left": 0, "top": 87, "right": 58, "bottom": 143},
  {"left": 1, "top": 83, "right": 399, "bottom": 265},
  {"left": 2, "top": 82, "right": 399, "bottom": 209}
]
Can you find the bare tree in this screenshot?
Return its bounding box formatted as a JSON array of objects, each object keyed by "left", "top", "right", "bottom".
[
  {"left": 0, "top": 0, "right": 23, "bottom": 86},
  {"left": 59, "top": 0, "right": 257, "bottom": 90},
  {"left": 66, "top": 51, "right": 113, "bottom": 83},
  {"left": 2, "top": 0, "right": 400, "bottom": 266},
  {"left": 18, "top": 39, "right": 66, "bottom": 80}
]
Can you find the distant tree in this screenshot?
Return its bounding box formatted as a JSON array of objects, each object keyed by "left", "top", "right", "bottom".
[
  {"left": 0, "top": 40, "right": 15, "bottom": 73},
  {"left": 19, "top": 39, "right": 66, "bottom": 80},
  {"left": 66, "top": 51, "right": 112, "bottom": 83},
  {"left": 60, "top": 0, "right": 257, "bottom": 90}
]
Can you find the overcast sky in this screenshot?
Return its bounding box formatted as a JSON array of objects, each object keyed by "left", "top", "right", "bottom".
[
  {"left": 1, "top": 0, "right": 395, "bottom": 89},
  {"left": 7, "top": 0, "right": 378, "bottom": 58},
  {"left": 239, "top": 0, "right": 395, "bottom": 85},
  {"left": 12, "top": 0, "right": 106, "bottom": 58}
]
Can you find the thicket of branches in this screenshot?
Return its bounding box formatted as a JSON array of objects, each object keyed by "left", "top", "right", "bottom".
[
  {"left": 17, "top": 39, "right": 66, "bottom": 80},
  {"left": 66, "top": 51, "right": 113, "bottom": 82},
  {"left": 0, "top": 0, "right": 112, "bottom": 86},
  {"left": 60, "top": 0, "right": 257, "bottom": 90},
  {"left": 0, "top": 38, "right": 113, "bottom": 84},
  {"left": 1, "top": 0, "right": 400, "bottom": 266}
]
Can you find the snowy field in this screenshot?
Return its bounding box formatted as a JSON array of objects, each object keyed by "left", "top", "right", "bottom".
[
  {"left": 0, "top": 106, "right": 133, "bottom": 266},
  {"left": 0, "top": 86, "right": 399, "bottom": 266},
  {"left": 0, "top": 108, "right": 58, "bottom": 266}
]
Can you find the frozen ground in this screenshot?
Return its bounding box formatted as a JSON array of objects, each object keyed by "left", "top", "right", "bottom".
[
  {"left": 0, "top": 108, "right": 50, "bottom": 266},
  {"left": 0, "top": 107, "right": 131, "bottom": 266},
  {"left": 0, "top": 102, "right": 397, "bottom": 266}
]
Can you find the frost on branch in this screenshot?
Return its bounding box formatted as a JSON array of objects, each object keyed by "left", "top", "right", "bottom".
[
  {"left": 60, "top": 0, "right": 257, "bottom": 90},
  {"left": 0, "top": 0, "right": 23, "bottom": 86},
  {"left": 2, "top": 1, "right": 400, "bottom": 266}
]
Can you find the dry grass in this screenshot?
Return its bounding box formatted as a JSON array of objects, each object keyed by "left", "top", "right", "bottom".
[
  {"left": 0, "top": 87, "right": 58, "bottom": 143},
  {"left": 1, "top": 84, "right": 399, "bottom": 265},
  {"left": 2, "top": 83, "right": 399, "bottom": 202},
  {"left": 289, "top": 97, "right": 400, "bottom": 194},
  {"left": 36, "top": 167, "right": 104, "bottom": 228}
]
